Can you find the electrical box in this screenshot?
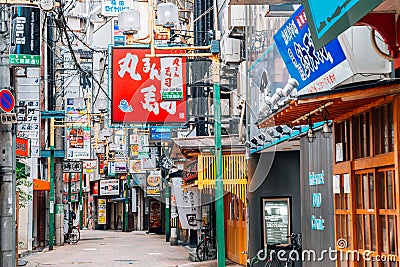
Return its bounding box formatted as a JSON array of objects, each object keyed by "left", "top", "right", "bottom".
[{"left": 220, "top": 35, "right": 242, "bottom": 64}]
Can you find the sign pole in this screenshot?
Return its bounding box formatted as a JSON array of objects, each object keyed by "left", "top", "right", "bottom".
[
  {"left": 79, "top": 173, "right": 83, "bottom": 228},
  {"left": 49, "top": 118, "right": 55, "bottom": 250}
]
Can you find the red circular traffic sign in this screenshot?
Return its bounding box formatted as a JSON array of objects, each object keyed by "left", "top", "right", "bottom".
[{"left": 0, "top": 89, "right": 15, "bottom": 113}]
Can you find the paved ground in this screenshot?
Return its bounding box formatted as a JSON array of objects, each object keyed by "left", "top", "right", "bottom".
[
  {"left": 20, "top": 230, "right": 244, "bottom": 267},
  {"left": 21, "top": 230, "right": 192, "bottom": 267}
]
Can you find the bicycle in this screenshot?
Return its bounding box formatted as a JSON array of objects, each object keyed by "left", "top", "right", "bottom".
[
  {"left": 187, "top": 219, "right": 217, "bottom": 262},
  {"left": 250, "top": 233, "right": 302, "bottom": 267},
  {"left": 64, "top": 210, "right": 80, "bottom": 244},
  {"left": 64, "top": 225, "right": 80, "bottom": 244}
]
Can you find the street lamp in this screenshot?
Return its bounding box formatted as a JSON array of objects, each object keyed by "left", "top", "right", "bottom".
[{"left": 156, "top": 2, "right": 179, "bottom": 28}]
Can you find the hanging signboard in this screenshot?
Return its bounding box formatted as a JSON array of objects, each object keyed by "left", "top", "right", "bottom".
[
  {"left": 150, "top": 127, "right": 171, "bottom": 140},
  {"left": 98, "top": 199, "right": 107, "bottom": 224},
  {"left": 273, "top": 6, "right": 354, "bottom": 95},
  {"left": 112, "top": 19, "right": 126, "bottom": 45},
  {"left": 263, "top": 198, "right": 290, "bottom": 245},
  {"left": 16, "top": 137, "right": 29, "bottom": 157},
  {"left": 302, "top": 0, "right": 384, "bottom": 50},
  {"left": 99, "top": 179, "right": 120, "bottom": 196},
  {"left": 111, "top": 47, "right": 187, "bottom": 124},
  {"left": 9, "top": 6, "right": 41, "bottom": 66},
  {"left": 62, "top": 160, "right": 83, "bottom": 173},
  {"left": 101, "top": 0, "right": 132, "bottom": 17},
  {"left": 108, "top": 161, "right": 127, "bottom": 174},
  {"left": 83, "top": 159, "right": 97, "bottom": 174},
  {"left": 129, "top": 159, "right": 145, "bottom": 174},
  {"left": 146, "top": 170, "right": 162, "bottom": 196}
]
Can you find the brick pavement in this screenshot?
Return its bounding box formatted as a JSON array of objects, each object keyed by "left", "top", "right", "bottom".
[{"left": 21, "top": 230, "right": 192, "bottom": 267}]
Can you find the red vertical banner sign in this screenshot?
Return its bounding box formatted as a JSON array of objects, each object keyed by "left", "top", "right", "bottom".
[{"left": 111, "top": 47, "right": 187, "bottom": 124}]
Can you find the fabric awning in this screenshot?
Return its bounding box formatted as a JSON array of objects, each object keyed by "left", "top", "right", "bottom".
[
  {"left": 257, "top": 80, "right": 400, "bottom": 128},
  {"left": 33, "top": 179, "right": 50, "bottom": 191}
]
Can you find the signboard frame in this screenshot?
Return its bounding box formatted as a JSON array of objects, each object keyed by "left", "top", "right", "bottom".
[
  {"left": 111, "top": 47, "right": 187, "bottom": 124},
  {"left": 273, "top": 5, "right": 354, "bottom": 95},
  {"left": 62, "top": 160, "right": 83, "bottom": 173},
  {"left": 302, "top": 0, "right": 384, "bottom": 50},
  {"left": 262, "top": 197, "right": 291, "bottom": 246}
]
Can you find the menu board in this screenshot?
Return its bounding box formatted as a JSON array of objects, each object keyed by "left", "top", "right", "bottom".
[
  {"left": 98, "top": 199, "right": 107, "bottom": 225},
  {"left": 263, "top": 198, "right": 290, "bottom": 245}
]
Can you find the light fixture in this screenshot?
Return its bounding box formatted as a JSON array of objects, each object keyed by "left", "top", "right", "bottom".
[
  {"left": 251, "top": 137, "right": 260, "bottom": 146},
  {"left": 118, "top": 8, "right": 141, "bottom": 35},
  {"left": 266, "top": 128, "right": 280, "bottom": 139},
  {"left": 275, "top": 125, "right": 290, "bottom": 135},
  {"left": 321, "top": 108, "right": 332, "bottom": 138},
  {"left": 73, "top": 97, "right": 86, "bottom": 111},
  {"left": 244, "top": 141, "right": 255, "bottom": 149},
  {"left": 97, "top": 98, "right": 107, "bottom": 113},
  {"left": 258, "top": 133, "right": 268, "bottom": 142},
  {"left": 39, "top": 0, "right": 55, "bottom": 12},
  {"left": 157, "top": 2, "right": 179, "bottom": 28},
  {"left": 307, "top": 117, "right": 316, "bottom": 143}
]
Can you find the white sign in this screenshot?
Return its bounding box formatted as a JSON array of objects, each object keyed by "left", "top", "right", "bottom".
[
  {"left": 101, "top": 0, "right": 132, "bottom": 17},
  {"left": 343, "top": 173, "right": 351, "bottom": 194},
  {"left": 16, "top": 69, "right": 40, "bottom": 157},
  {"left": 99, "top": 179, "right": 120, "bottom": 196},
  {"left": 131, "top": 187, "right": 137, "bottom": 213},
  {"left": 333, "top": 175, "right": 341, "bottom": 194},
  {"left": 160, "top": 57, "right": 184, "bottom": 100},
  {"left": 83, "top": 159, "right": 97, "bottom": 173}
]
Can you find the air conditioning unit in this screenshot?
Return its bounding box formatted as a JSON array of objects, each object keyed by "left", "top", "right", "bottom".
[
  {"left": 227, "top": 5, "right": 245, "bottom": 39},
  {"left": 265, "top": 4, "right": 299, "bottom": 17},
  {"left": 220, "top": 35, "right": 241, "bottom": 64}
]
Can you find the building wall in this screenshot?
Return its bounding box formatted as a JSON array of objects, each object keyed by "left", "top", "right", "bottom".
[
  {"left": 300, "top": 133, "right": 335, "bottom": 267},
  {"left": 248, "top": 151, "right": 301, "bottom": 266}
]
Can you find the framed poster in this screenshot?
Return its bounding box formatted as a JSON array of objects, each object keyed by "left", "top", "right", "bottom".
[
  {"left": 263, "top": 197, "right": 290, "bottom": 245},
  {"left": 98, "top": 199, "right": 107, "bottom": 225}
]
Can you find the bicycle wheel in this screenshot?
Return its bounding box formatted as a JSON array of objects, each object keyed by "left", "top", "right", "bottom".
[
  {"left": 69, "top": 226, "right": 80, "bottom": 244},
  {"left": 196, "top": 239, "right": 216, "bottom": 261},
  {"left": 264, "top": 255, "right": 282, "bottom": 267}
]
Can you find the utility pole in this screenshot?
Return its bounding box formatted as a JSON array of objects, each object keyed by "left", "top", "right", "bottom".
[
  {"left": 212, "top": 0, "right": 225, "bottom": 265},
  {"left": 0, "top": 7, "right": 16, "bottom": 267}
]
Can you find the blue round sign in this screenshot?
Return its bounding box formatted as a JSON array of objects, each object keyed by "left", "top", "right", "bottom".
[{"left": 0, "top": 89, "right": 15, "bottom": 113}]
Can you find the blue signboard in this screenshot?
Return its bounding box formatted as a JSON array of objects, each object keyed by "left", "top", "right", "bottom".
[
  {"left": 273, "top": 6, "right": 352, "bottom": 94},
  {"left": 150, "top": 127, "right": 171, "bottom": 140}
]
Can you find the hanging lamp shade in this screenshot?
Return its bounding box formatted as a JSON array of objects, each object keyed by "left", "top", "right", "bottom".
[
  {"left": 118, "top": 8, "right": 141, "bottom": 35},
  {"left": 157, "top": 2, "right": 179, "bottom": 27}
]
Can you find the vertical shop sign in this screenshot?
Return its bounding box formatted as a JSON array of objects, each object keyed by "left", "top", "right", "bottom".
[
  {"left": 16, "top": 69, "right": 40, "bottom": 157},
  {"left": 160, "top": 57, "right": 184, "bottom": 100},
  {"left": 9, "top": 6, "right": 41, "bottom": 66},
  {"left": 98, "top": 199, "right": 107, "bottom": 225},
  {"left": 146, "top": 170, "right": 162, "bottom": 196}
]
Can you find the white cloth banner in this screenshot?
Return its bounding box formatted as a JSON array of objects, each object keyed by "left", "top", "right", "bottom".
[{"left": 171, "top": 178, "right": 201, "bottom": 230}]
